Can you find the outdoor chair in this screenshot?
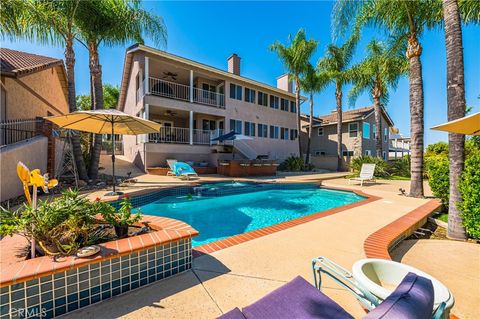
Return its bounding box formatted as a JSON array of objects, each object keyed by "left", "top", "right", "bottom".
[
  {"left": 173, "top": 162, "right": 198, "bottom": 180},
  {"left": 166, "top": 159, "right": 177, "bottom": 176},
  {"left": 348, "top": 163, "right": 376, "bottom": 186}
]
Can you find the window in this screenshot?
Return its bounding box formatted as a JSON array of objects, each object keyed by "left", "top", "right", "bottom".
[
  {"left": 317, "top": 127, "right": 324, "bottom": 136},
  {"left": 314, "top": 151, "right": 326, "bottom": 156},
  {"left": 363, "top": 122, "right": 370, "bottom": 139},
  {"left": 280, "top": 127, "right": 289, "bottom": 140},
  {"left": 202, "top": 83, "right": 216, "bottom": 100},
  {"left": 270, "top": 95, "right": 279, "bottom": 109},
  {"left": 373, "top": 124, "right": 377, "bottom": 139},
  {"left": 202, "top": 119, "right": 216, "bottom": 131},
  {"left": 230, "top": 119, "right": 242, "bottom": 134},
  {"left": 269, "top": 125, "right": 279, "bottom": 139},
  {"left": 383, "top": 151, "right": 387, "bottom": 160},
  {"left": 349, "top": 123, "right": 358, "bottom": 137},
  {"left": 258, "top": 92, "right": 268, "bottom": 106},
  {"left": 245, "top": 88, "right": 256, "bottom": 103},
  {"left": 229, "top": 83, "right": 242, "bottom": 100},
  {"left": 258, "top": 124, "right": 268, "bottom": 137},
  {"left": 342, "top": 150, "right": 354, "bottom": 157},
  {"left": 290, "top": 129, "right": 298, "bottom": 140},
  {"left": 365, "top": 150, "right": 372, "bottom": 156},
  {"left": 280, "top": 98, "right": 289, "bottom": 111},
  {"left": 290, "top": 101, "right": 296, "bottom": 113},
  {"left": 384, "top": 127, "right": 388, "bottom": 142},
  {"left": 244, "top": 121, "right": 255, "bottom": 136}
]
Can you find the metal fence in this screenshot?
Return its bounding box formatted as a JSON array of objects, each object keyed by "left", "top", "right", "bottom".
[{"left": 0, "top": 119, "right": 42, "bottom": 146}]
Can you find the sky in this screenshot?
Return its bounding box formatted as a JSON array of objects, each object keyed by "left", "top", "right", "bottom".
[{"left": 3, "top": 1, "right": 479, "bottom": 146}]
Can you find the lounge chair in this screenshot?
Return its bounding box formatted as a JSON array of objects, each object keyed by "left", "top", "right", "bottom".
[
  {"left": 166, "top": 159, "right": 177, "bottom": 176},
  {"left": 218, "top": 272, "right": 443, "bottom": 319},
  {"left": 173, "top": 162, "right": 198, "bottom": 180},
  {"left": 349, "top": 163, "right": 376, "bottom": 186}
]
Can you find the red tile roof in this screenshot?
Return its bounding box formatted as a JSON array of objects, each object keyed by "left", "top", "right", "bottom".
[
  {"left": 1, "top": 48, "right": 63, "bottom": 77},
  {"left": 311, "top": 106, "right": 394, "bottom": 127}
]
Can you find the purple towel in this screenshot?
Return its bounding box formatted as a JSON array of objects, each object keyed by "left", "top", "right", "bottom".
[
  {"left": 242, "top": 276, "right": 354, "bottom": 319},
  {"left": 363, "top": 272, "right": 434, "bottom": 319}
]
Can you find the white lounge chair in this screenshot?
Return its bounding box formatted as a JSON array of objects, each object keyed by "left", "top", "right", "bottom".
[
  {"left": 166, "top": 159, "right": 177, "bottom": 176},
  {"left": 349, "top": 163, "right": 376, "bottom": 186}
]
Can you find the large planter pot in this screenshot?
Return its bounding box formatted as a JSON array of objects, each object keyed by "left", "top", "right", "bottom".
[{"left": 114, "top": 225, "right": 129, "bottom": 238}]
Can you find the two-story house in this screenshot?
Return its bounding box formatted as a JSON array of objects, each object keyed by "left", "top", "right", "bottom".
[
  {"left": 302, "top": 106, "right": 394, "bottom": 170},
  {"left": 118, "top": 44, "right": 300, "bottom": 171}
]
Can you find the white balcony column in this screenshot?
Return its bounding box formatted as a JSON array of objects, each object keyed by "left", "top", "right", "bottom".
[
  {"left": 143, "top": 104, "right": 150, "bottom": 143},
  {"left": 189, "top": 70, "right": 194, "bottom": 103},
  {"left": 145, "top": 57, "right": 150, "bottom": 94},
  {"left": 189, "top": 111, "right": 194, "bottom": 145}
]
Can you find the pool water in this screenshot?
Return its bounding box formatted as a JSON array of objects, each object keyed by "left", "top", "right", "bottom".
[{"left": 138, "top": 184, "right": 365, "bottom": 247}]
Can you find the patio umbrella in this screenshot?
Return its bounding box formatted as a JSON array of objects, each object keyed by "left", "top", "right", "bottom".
[
  {"left": 211, "top": 130, "right": 253, "bottom": 159},
  {"left": 46, "top": 109, "right": 161, "bottom": 195},
  {"left": 431, "top": 112, "right": 480, "bottom": 136}
]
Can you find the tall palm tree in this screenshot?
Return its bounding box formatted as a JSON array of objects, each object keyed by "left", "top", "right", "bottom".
[
  {"left": 443, "top": 0, "right": 466, "bottom": 240},
  {"left": 299, "top": 64, "right": 328, "bottom": 164},
  {"left": 74, "top": 0, "right": 166, "bottom": 180},
  {"left": 317, "top": 28, "right": 360, "bottom": 171},
  {"left": 348, "top": 40, "right": 408, "bottom": 158},
  {"left": 332, "top": 0, "right": 443, "bottom": 197},
  {"left": 0, "top": 0, "right": 90, "bottom": 181},
  {"left": 270, "top": 29, "right": 317, "bottom": 160}
]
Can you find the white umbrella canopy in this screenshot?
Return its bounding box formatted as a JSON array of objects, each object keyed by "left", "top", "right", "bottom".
[
  {"left": 431, "top": 112, "right": 480, "bottom": 136},
  {"left": 45, "top": 109, "right": 161, "bottom": 196}
]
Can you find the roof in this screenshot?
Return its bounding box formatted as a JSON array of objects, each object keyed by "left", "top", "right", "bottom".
[
  {"left": 1, "top": 48, "right": 64, "bottom": 77},
  {"left": 118, "top": 44, "right": 302, "bottom": 111},
  {"left": 310, "top": 106, "right": 394, "bottom": 128}
]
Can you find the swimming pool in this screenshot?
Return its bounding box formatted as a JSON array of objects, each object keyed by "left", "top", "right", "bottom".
[{"left": 138, "top": 183, "right": 365, "bottom": 247}]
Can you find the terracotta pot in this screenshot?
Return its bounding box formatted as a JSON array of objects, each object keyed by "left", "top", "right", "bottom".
[{"left": 114, "top": 225, "right": 129, "bottom": 238}]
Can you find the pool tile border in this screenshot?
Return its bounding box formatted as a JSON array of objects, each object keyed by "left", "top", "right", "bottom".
[{"left": 192, "top": 187, "right": 381, "bottom": 257}]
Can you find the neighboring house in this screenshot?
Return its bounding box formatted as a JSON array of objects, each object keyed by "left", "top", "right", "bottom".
[
  {"left": 302, "top": 106, "right": 394, "bottom": 170},
  {"left": 118, "top": 44, "right": 300, "bottom": 171},
  {"left": 389, "top": 128, "right": 411, "bottom": 159},
  {"left": 0, "top": 48, "right": 68, "bottom": 202}
]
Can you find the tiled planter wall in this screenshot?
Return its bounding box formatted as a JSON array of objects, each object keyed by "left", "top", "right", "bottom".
[{"left": 0, "top": 238, "right": 192, "bottom": 319}]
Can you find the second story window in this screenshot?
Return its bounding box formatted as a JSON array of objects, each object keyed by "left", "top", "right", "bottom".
[
  {"left": 384, "top": 127, "right": 388, "bottom": 142},
  {"left": 269, "top": 125, "right": 279, "bottom": 139},
  {"left": 244, "top": 121, "right": 256, "bottom": 136},
  {"left": 258, "top": 124, "right": 268, "bottom": 137},
  {"left": 280, "top": 98, "right": 289, "bottom": 111},
  {"left": 317, "top": 127, "right": 324, "bottom": 136},
  {"left": 290, "top": 129, "right": 298, "bottom": 140},
  {"left": 230, "top": 83, "right": 242, "bottom": 100},
  {"left": 363, "top": 122, "right": 370, "bottom": 139},
  {"left": 258, "top": 92, "right": 268, "bottom": 106},
  {"left": 290, "top": 101, "right": 296, "bottom": 113},
  {"left": 270, "top": 95, "right": 279, "bottom": 109},
  {"left": 245, "top": 88, "right": 256, "bottom": 103},
  {"left": 349, "top": 123, "right": 358, "bottom": 138},
  {"left": 230, "top": 119, "right": 242, "bottom": 134},
  {"left": 373, "top": 124, "right": 377, "bottom": 139}
]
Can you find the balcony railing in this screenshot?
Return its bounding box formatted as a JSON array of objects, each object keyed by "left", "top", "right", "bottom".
[
  {"left": 148, "top": 77, "right": 225, "bottom": 109},
  {"left": 0, "top": 118, "right": 42, "bottom": 146},
  {"left": 149, "top": 127, "right": 217, "bottom": 145}
]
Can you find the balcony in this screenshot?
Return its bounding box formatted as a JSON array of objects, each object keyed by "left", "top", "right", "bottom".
[
  {"left": 149, "top": 127, "right": 224, "bottom": 145},
  {"left": 147, "top": 77, "right": 225, "bottom": 109}
]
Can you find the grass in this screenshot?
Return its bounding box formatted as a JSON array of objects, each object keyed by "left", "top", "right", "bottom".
[{"left": 435, "top": 213, "right": 449, "bottom": 223}]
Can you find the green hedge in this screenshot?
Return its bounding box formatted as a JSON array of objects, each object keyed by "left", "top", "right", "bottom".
[
  {"left": 458, "top": 152, "right": 480, "bottom": 239},
  {"left": 349, "top": 156, "right": 389, "bottom": 177},
  {"left": 425, "top": 155, "right": 450, "bottom": 206}
]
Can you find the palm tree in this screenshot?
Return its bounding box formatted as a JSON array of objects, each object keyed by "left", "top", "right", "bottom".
[
  {"left": 332, "top": 0, "right": 444, "bottom": 197},
  {"left": 347, "top": 40, "right": 408, "bottom": 158},
  {"left": 317, "top": 28, "right": 360, "bottom": 171},
  {"left": 74, "top": 0, "right": 166, "bottom": 180},
  {"left": 443, "top": 0, "right": 467, "bottom": 240},
  {"left": 270, "top": 29, "right": 317, "bottom": 160},
  {"left": 0, "top": 0, "right": 90, "bottom": 181},
  {"left": 299, "top": 64, "right": 328, "bottom": 164}
]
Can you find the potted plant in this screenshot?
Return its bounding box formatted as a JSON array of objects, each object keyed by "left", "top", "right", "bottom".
[{"left": 99, "top": 195, "right": 142, "bottom": 238}]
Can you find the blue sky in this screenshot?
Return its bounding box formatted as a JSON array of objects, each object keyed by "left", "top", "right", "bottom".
[{"left": 3, "top": 1, "right": 479, "bottom": 146}]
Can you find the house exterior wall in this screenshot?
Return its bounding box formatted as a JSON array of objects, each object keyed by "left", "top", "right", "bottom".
[
  {"left": 310, "top": 121, "right": 362, "bottom": 156},
  {"left": 1, "top": 67, "right": 68, "bottom": 121},
  {"left": 360, "top": 113, "right": 390, "bottom": 158}
]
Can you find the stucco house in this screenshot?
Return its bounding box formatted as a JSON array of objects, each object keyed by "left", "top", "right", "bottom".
[
  {"left": 0, "top": 48, "right": 68, "bottom": 201},
  {"left": 302, "top": 106, "right": 394, "bottom": 170},
  {"left": 118, "top": 44, "right": 300, "bottom": 171}
]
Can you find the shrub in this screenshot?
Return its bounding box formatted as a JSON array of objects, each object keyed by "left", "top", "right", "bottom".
[
  {"left": 389, "top": 155, "right": 411, "bottom": 177},
  {"left": 459, "top": 152, "right": 480, "bottom": 239},
  {"left": 349, "top": 156, "right": 389, "bottom": 177},
  {"left": 99, "top": 195, "right": 141, "bottom": 238},
  {"left": 279, "top": 156, "right": 305, "bottom": 171},
  {"left": 425, "top": 156, "right": 450, "bottom": 206},
  {"left": 425, "top": 142, "right": 449, "bottom": 158}
]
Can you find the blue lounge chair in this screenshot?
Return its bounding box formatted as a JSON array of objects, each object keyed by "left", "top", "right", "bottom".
[
  {"left": 173, "top": 162, "right": 198, "bottom": 180},
  {"left": 218, "top": 272, "right": 444, "bottom": 319}
]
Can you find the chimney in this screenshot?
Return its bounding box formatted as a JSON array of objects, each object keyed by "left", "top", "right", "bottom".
[
  {"left": 277, "top": 74, "right": 293, "bottom": 93},
  {"left": 227, "top": 53, "right": 241, "bottom": 75}
]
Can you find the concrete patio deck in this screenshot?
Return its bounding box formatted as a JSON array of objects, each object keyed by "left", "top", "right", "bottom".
[{"left": 63, "top": 177, "right": 480, "bottom": 319}]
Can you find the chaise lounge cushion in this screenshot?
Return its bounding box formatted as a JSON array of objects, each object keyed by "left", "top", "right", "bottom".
[
  {"left": 241, "top": 276, "right": 354, "bottom": 319},
  {"left": 218, "top": 307, "right": 247, "bottom": 319},
  {"left": 363, "top": 272, "right": 434, "bottom": 319}
]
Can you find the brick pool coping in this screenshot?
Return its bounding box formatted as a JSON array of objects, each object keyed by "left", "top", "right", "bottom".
[
  {"left": 192, "top": 186, "right": 381, "bottom": 257},
  {"left": 0, "top": 215, "right": 199, "bottom": 288},
  {"left": 363, "top": 199, "right": 442, "bottom": 260}
]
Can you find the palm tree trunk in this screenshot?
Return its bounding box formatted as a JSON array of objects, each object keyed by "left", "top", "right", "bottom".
[
  {"left": 295, "top": 78, "right": 303, "bottom": 160},
  {"left": 65, "top": 34, "right": 89, "bottom": 181},
  {"left": 444, "top": 0, "right": 466, "bottom": 240},
  {"left": 305, "top": 93, "right": 314, "bottom": 164},
  {"left": 335, "top": 82, "right": 343, "bottom": 171},
  {"left": 372, "top": 86, "right": 382, "bottom": 158},
  {"left": 406, "top": 33, "right": 425, "bottom": 197},
  {"left": 87, "top": 42, "right": 104, "bottom": 181}
]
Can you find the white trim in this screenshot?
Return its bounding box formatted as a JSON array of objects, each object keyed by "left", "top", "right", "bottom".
[
  {"left": 317, "top": 127, "right": 324, "bottom": 136},
  {"left": 189, "top": 111, "right": 194, "bottom": 145},
  {"left": 144, "top": 57, "right": 149, "bottom": 94},
  {"left": 189, "top": 70, "right": 194, "bottom": 103}
]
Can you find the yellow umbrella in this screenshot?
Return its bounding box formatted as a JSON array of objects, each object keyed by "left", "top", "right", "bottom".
[
  {"left": 431, "top": 112, "right": 480, "bottom": 136},
  {"left": 46, "top": 109, "right": 161, "bottom": 195}
]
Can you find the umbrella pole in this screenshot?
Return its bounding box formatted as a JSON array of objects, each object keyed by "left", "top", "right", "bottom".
[{"left": 112, "top": 124, "right": 116, "bottom": 194}]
